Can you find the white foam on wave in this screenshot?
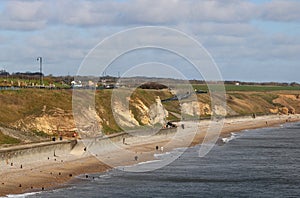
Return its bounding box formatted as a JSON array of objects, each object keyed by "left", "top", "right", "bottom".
[
  {"left": 116, "top": 160, "right": 162, "bottom": 172},
  {"left": 6, "top": 191, "right": 42, "bottom": 198},
  {"left": 154, "top": 152, "right": 171, "bottom": 158},
  {"left": 98, "top": 172, "right": 112, "bottom": 179},
  {"left": 173, "top": 147, "right": 188, "bottom": 152},
  {"left": 136, "top": 159, "right": 161, "bottom": 165},
  {"left": 114, "top": 146, "right": 190, "bottom": 172},
  {"left": 222, "top": 132, "right": 239, "bottom": 143}
]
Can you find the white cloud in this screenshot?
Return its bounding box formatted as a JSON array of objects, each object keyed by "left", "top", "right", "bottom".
[
  {"left": 188, "top": 22, "right": 258, "bottom": 37},
  {"left": 0, "top": 0, "right": 47, "bottom": 30},
  {"left": 5, "top": 0, "right": 44, "bottom": 21},
  {"left": 0, "top": 0, "right": 260, "bottom": 30},
  {"left": 260, "top": 0, "right": 300, "bottom": 22},
  {"left": 0, "top": 0, "right": 299, "bottom": 81}
]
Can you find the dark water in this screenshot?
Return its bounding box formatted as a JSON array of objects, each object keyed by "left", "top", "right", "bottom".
[{"left": 20, "top": 122, "right": 300, "bottom": 198}]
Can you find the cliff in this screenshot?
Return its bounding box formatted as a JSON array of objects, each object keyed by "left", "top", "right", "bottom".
[{"left": 0, "top": 88, "right": 300, "bottom": 145}]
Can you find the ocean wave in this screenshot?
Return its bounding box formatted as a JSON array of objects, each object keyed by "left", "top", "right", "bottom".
[
  {"left": 173, "top": 147, "right": 188, "bottom": 151},
  {"left": 154, "top": 152, "right": 171, "bottom": 158},
  {"left": 7, "top": 191, "right": 42, "bottom": 198},
  {"left": 98, "top": 173, "right": 112, "bottom": 179},
  {"left": 136, "top": 160, "right": 162, "bottom": 165},
  {"left": 116, "top": 159, "right": 162, "bottom": 170},
  {"left": 222, "top": 133, "right": 239, "bottom": 143}
]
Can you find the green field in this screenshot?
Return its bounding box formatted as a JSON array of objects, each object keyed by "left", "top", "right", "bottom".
[{"left": 192, "top": 84, "right": 300, "bottom": 92}]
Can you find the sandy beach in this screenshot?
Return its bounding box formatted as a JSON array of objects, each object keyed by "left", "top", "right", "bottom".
[{"left": 1, "top": 114, "right": 300, "bottom": 197}]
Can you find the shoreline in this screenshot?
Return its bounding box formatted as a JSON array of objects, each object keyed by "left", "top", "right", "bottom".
[{"left": 1, "top": 114, "right": 300, "bottom": 197}]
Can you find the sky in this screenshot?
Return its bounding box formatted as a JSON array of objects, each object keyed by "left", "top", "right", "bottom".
[{"left": 0, "top": 0, "right": 299, "bottom": 82}]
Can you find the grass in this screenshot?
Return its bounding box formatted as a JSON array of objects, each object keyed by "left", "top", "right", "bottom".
[
  {"left": 192, "top": 84, "right": 300, "bottom": 92},
  {"left": 0, "top": 89, "right": 72, "bottom": 124},
  {"left": 0, "top": 131, "right": 21, "bottom": 145},
  {"left": 95, "top": 89, "right": 122, "bottom": 134},
  {"left": 32, "top": 130, "right": 50, "bottom": 138}
]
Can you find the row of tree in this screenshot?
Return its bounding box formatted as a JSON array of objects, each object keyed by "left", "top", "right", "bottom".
[{"left": 0, "top": 71, "right": 299, "bottom": 87}]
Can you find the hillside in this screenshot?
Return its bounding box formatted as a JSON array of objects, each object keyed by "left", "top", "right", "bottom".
[{"left": 0, "top": 88, "right": 299, "bottom": 145}]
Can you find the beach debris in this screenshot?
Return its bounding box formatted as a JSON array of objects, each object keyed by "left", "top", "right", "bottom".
[{"left": 19, "top": 184, "right": 22, "bottom": 187}]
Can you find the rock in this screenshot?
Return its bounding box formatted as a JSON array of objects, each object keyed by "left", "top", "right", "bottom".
[
  {"left": 269, "top": 108, "right": 279, "bottom": 114},
  {"left": 279, "top": 107, "right": 289, "bottom": 115},
  {"left": 289, "top": 107, "right": 296, "bottom": 114},
  {"left": 149, "top": 96, "right": 168, "bottom": 126},
  {"left": 213, "top": 105, "right": 227, "bottom": 116}
]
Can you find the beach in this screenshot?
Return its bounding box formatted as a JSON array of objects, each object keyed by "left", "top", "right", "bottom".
[{"left": 1, "top": 114, "right": 300, "bottom": 197}]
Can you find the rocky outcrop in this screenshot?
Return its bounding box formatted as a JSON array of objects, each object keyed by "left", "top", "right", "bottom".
[
  {"left": 270, "top": 107, "right": 295, "bottom": 115},
  {"left": 74, "top": 106, "right": 103, "bottom": 138},
  {"left": 113, "top": 96, "right": 169, "bottom": 128},
  {"left": 13, "top": 107, "right": 76, "bottom": 136},
  {"left": 112, "top": 97, "right": 140, "bottom": 128},
  {"left": 149, "top": 96, "right": 168, "bottom": 126},
  {"left": 271, "top": 94, "right": 299, "bottom": 115},
  {"left": 131, "top": 98, "right": 150, "bottom": 125}
]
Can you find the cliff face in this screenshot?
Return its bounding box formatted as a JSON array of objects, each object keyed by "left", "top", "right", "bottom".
[
  {"left": 13, "top": 107, "right": 76, "bottom": 135},
  {"left": 0, "top": 89, "right": 300, "bottom": 141}
]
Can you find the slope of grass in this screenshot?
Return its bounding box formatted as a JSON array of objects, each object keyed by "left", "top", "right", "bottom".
[
  {"left": 0, "top": 131, "right": 21, "bottom": 145},
  {"left": 0, "top": 89, "right": 72, "bottom": 125}
]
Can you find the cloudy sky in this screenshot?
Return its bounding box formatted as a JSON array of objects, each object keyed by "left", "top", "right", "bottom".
[{"left": 0, "top": 0, "right": 299, "bottom": 82}]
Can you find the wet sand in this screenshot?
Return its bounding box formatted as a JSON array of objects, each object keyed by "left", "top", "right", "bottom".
[{"left": 1, "top": 114, "right": 299, "bottom": 196}]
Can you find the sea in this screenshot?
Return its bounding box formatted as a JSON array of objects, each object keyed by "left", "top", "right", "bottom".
[{"left": 10, "top": 122, "right": 300, "bottom": 198}]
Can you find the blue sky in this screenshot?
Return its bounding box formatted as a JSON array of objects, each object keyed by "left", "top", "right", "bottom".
[{"left": 0, "top": 0, "right": 300, "bottom": 82}]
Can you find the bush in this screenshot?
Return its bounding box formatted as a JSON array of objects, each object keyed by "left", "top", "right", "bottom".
[{"left": 139, "top": 82, "right": 168, "bottom": 90}]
